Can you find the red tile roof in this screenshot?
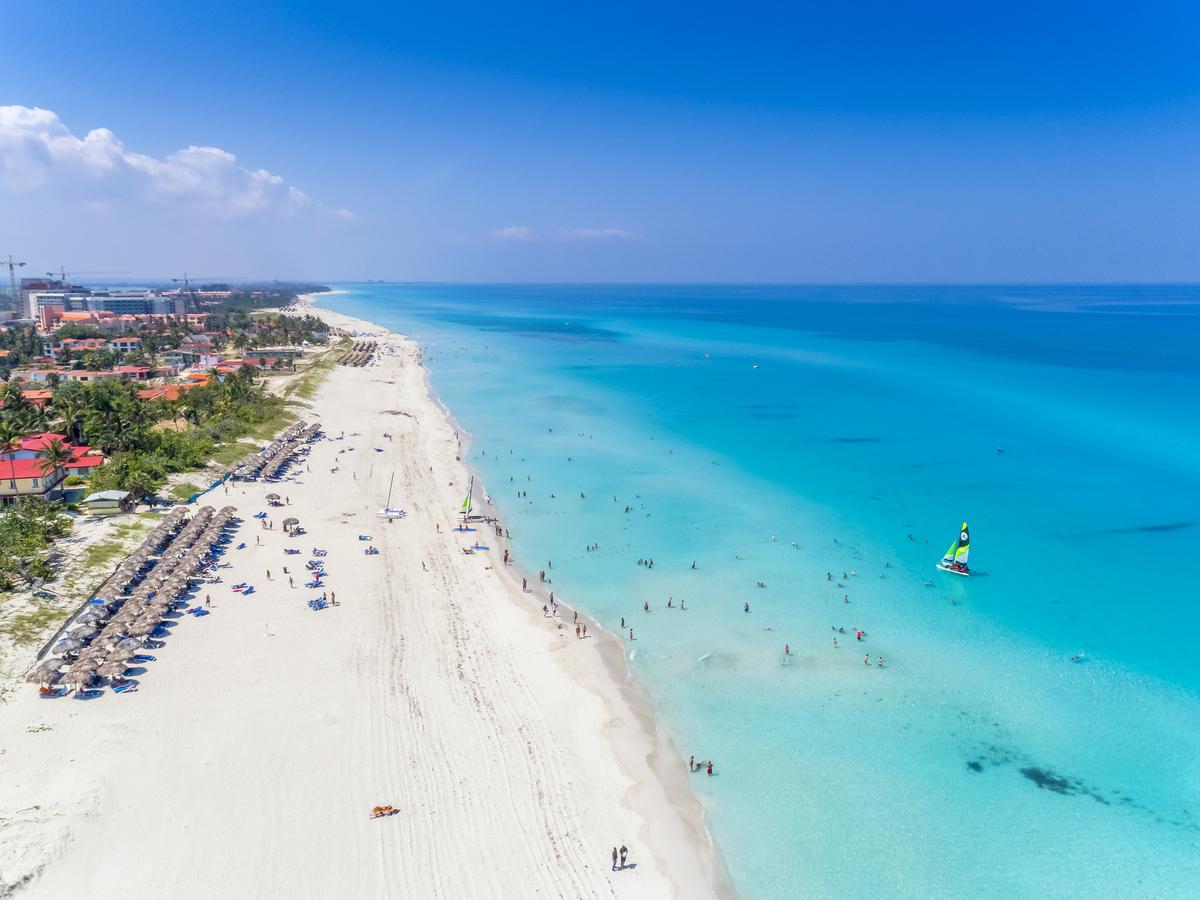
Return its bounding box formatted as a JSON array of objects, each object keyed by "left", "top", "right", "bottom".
[
  {"left": 18, "top": 433, "right": 69, "bottom": 451},
  {"left": 0, "top": 458, "right": 55, "bottom": 479}
]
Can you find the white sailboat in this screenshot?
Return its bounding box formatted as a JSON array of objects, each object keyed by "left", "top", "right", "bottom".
[
  {"left": 377, "top": 472, "right": 406, "bottom": 519},
  {"left": 936, "top": 521, "right": 971, "bottom": 576}
]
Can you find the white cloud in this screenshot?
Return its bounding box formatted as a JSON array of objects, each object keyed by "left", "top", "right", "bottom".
[
  {"left": 491, "top": 225, "right": 533, "bottom": 240},
  {"left": 565, "top": 227, "right": 639, "bottom": 240},
  {"left": 0, "top": 105, "right": 350, "bottom": 220}
]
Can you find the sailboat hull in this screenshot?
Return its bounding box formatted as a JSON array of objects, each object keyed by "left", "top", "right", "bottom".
[{"left": 936, "top": 562, "right": 970, "bottom": 576}]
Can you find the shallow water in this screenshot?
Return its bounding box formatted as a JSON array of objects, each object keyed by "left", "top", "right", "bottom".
[{"left": 321, "top": 284, "right": 1200, "bottom": 899}]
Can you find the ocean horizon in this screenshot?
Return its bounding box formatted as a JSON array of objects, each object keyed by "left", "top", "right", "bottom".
[{"left": 320, "top": 283, "right": 1200, "bottom": 899}]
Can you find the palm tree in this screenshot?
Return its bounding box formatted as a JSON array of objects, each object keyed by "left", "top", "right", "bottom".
[
  {"left": 18, "top": 406, "right": 50, "bottom": 435},
  {"left": 54, "top": 399, "right": 85, "bottom": 445},
  {"left": 36, "top": 438, "right": 73, "bottom": 491},
  {"left": 2, "top": 382, "right": 30, "bottom": 417}
]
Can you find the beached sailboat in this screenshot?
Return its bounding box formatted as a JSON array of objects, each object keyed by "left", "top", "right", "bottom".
[
  {"left": 376, "top": 472, "right": 407, "bottom": 519},
  {"left": 936, "top": 522, "right": 971, "bottom": 576},
  {"left": 458, "top": 477, "right": 474, "bottom": 520}
]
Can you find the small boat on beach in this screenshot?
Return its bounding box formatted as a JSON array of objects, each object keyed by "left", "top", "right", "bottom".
[{"left": 937, "top": 522, "right": 971, "bottom": 576}]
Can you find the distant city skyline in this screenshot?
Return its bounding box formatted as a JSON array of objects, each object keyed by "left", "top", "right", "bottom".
[{"left": 1, "top": 1, "right": 1198, "bottom": 283}]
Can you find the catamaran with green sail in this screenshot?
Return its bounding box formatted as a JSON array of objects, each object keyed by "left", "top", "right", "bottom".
[
  {"left": 457, "top": 477, "right": 474, "bottom": 523},
  {"left": 937, "top": 522, "right": 971, "bottom": 576}
]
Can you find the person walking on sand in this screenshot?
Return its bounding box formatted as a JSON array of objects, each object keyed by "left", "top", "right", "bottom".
[
  {"left": 289, "top": 576, "right": 294, "bottom": 588},
  {"left": 619, "top": 845, "right": 628, "bottom": 869},
  {"left": 612, "top": 847, "right": 618, "bottom": 871},
  {"left": 689, "top": 754, "right": 694, "bottom": 772}
]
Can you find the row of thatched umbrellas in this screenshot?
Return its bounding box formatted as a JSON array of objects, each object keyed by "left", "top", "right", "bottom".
[
  {"left": 229, "top": 421, "right": 321, "bottom": 481},
  {"left": 338, "top": 340, "right": 377, "bottom": 367},
  {"left": 260, "top": 424, "right": 321, "bottom": 480},
  {"left": 27, "top": 505, "right": 240, "bottom": 692}
]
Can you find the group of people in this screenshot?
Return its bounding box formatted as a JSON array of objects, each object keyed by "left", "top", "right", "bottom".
[
  {"left": 688, "top": 755, "right": 715, "bottom": 776},
  {"left": 610, "top": 844, "right": 630, "bottom": 871}
]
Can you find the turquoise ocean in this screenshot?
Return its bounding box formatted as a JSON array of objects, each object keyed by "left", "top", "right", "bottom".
[{"left": 320, "top": 285, "right": 1200, "bottom": 899}]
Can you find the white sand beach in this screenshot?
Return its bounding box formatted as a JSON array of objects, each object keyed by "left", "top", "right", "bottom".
[{"left": 0, "top": 302, "right": 727, "bottom": 898}]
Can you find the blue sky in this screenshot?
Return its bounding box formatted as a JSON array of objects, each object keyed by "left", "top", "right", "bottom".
[{"left": 1, "top": 0, "right": 1198, "bottom": 282}]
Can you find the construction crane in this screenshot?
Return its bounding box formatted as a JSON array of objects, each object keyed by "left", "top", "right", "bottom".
[
  {"left": 4, "top": 254, "right": 27, "bottom": 312},
  {"left": 172, "top": 273, "right": 201, "bottom": 311},
  {"left": 45, "top": 268, "right": 130, "bottom": 285}
]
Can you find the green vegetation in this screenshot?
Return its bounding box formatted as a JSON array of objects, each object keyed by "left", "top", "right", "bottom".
[
  {"left": 65, "top": 368, "right": 293, "bottom": 499},
  {"left": 284, "top": 343, "right": 345, "bottom": 402},
  {"left": 6, "top": 601, "right": 66, "bottom": 645},
  {"left": 0, "top": 501, "right": 72, "bottom": 591},
  {"left": 170, "top": 481, "right": 201, "bottom": 501},
  {"left": 79, "top": 520, "right": 150, "bottom": 570}
]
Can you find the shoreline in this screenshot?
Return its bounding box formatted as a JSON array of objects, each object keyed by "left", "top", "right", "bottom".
[
  {"left": 0, "top": 291, "right": 731, "bottom": 898},
  {"left": 303, "top": 291, "right": 735, "bottom": 899}
]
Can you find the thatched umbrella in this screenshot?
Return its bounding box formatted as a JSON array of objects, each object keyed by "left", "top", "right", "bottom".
[
  {"left": 282, "top": 517, "right": 299, "bottom": 529},
  {"left": 29, "top": 658, "right": 65, "bottom": 682},
  {"left": 26, "top": 666, "right": 61, "bottom": 685},
  {"left": 116, "top": 637, "right": 143, "bottom": 653},
  {"left": 96, "top": 660, "right": 129, "bottom": 680},
  {"left": 266, "top": 492, "right": 281, "bottom": 501},
  {"left": 96, "top": 633, "right": 126, "bottom": 651},
  {"left": 75, "top": 606, "right": 108, "bottom": 625},
  {"left": 53, "top": 636, "right": 85, "bottom": 654},
  {"left": 67, "top": 625, "right": 99, "bottom": 641},
  {"left": 126, "top": 620, "right": 156, "bottom": 638},
  {"left": 66, "top": 661, "right": 96, "bottom": 687}
]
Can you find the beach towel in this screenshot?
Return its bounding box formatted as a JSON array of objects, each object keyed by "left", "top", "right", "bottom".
[
  {"left": 113, "top": 681, "right": 139, "bottom": 693},
  {"left": 132, "top": 654, "right": 156, "bottom": 663},
  {"left": 236, "top": 542, "right": 246, "bottom": 549}
]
